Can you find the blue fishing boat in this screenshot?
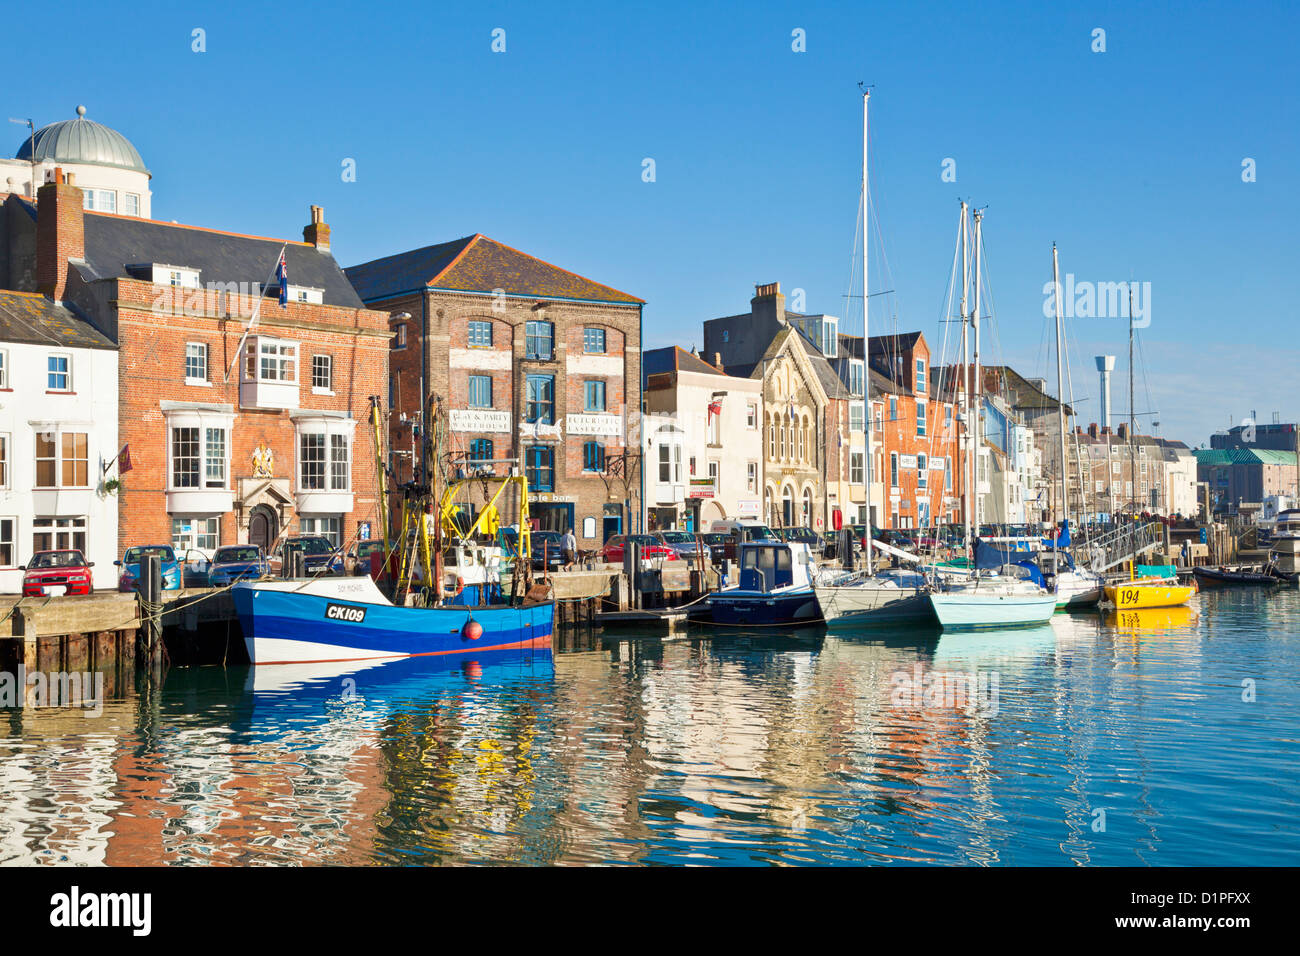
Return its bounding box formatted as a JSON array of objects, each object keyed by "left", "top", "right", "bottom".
[
  {"left": 705, "top": 539, "right": 821, "bottom": 626},
  {"left": 232, "top": 575, "right": 553, "bottom": 665}
]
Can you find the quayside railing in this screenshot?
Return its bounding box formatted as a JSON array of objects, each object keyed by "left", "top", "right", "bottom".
[{"left": 1080, "top": 522, "right": 1165, "bottom": 572}]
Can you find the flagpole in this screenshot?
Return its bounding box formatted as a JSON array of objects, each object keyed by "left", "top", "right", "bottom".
[
  {"left": 102, "top": 443, "right": 129, "bottom": 475},
  {"left": 225, "top": 243, "right": 289, "bottom": 383}
]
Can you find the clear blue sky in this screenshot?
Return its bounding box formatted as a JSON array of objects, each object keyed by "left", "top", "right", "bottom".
[{"left": 7, "top": 0, "right": 1297, "bottom": 445}]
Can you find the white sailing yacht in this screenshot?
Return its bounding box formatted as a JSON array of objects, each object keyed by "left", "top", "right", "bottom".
[
  {"left": 927, "top": 207, "right": 1058, "bottom": 631},
  {"left": 1046, "top": 244, "right": 1103, "bottom": 610},
  {"left": 812, "top": 88, "right": 935, "bottom": 628}
]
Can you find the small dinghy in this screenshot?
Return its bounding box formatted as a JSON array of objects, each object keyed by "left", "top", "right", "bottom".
[{"left": 1192, "top": 565, "right": 1285, "bottom": 588}]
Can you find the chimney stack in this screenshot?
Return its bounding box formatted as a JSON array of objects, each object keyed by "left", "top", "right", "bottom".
[
  {"left": 1096, "top": 355, "right": 1116, "bottom": 429},
  {"left": 303, "top": 204, "right": 330, "bottom": 252},
  {"left": 36, "top": 167, "right": 85, "bottom": 302},
  {"left": 713, "top": 352, "right": 722, "bottom": 370},
  {"left": 1088, "top": 423, "right": 1099, "bottom": 439},
  {"left": 1117, "top": 422, "right": 1129, "bottom": 440},
  {"left": 752, "top": 281, "right": 786, "bottom": 330}
]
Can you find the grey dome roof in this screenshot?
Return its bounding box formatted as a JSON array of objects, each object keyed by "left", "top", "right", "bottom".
[{"left": 15, "top": 106, "right": 149, "bottom": 176}]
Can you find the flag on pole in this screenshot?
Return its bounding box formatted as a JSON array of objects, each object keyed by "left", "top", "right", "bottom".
[
  {"left": 225, "top": 244, "right": 288, "bottom": 382},
  {"left": 119, "top": 444, "right": 132, "bottom": 473},
  {"left": 276, "top": 250, "right": 288, "bottom": 307}
]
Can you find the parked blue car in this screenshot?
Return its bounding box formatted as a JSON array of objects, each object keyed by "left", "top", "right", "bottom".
[
  {"left": 206, "top": 544, "right": 271, "bottom": 587},
  {"left": 274, "top": 535, "right": 346, "bottom": 576},
  {"left": 115, "top": 545, "right": 183, "bottom": 592}
]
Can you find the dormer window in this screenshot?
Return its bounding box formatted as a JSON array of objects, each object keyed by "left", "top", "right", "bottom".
[
  {"left": 849, "top": 359, "right": 864, "bottom": 396},
  {"left": 288, "top": 286, "right": 324, "bottom": 305},
  {"left": 150, "top": 264, "right": 201, "bottom": 289},
  {"left": 821, "top": 318, "right": 838, "bottom": 358},
  {"left": 916, "top": 359, "right": 927, "bottom": 392}
]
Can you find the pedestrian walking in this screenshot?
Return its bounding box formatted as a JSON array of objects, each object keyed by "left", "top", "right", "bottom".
[{"left": 561, "top": 528, "right": 577, "bottom": 571}]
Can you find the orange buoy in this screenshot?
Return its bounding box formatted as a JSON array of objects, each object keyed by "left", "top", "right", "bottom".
[{"left": 463, "top": 618, "right": 483, "bottom": 641}]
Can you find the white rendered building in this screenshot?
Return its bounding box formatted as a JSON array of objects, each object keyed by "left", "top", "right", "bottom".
[
  {"left": 2, "top": 105, "right": 152, "bottom": 217},
  {"left": 0, "top": 291, "right": 119, "bottom": 591}
]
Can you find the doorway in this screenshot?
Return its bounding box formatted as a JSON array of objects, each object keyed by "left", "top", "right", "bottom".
[
  {"left": 602, "top": 504, "right": 622, "bottom": 543},
  {"left": 249, "top": 505, "right": 278, "bottom": 551}
]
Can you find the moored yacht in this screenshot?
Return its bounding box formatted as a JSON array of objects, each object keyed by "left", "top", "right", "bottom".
[
  {"left": 1268, "top": 509, "right": 1300, "bottom": 574},
  {"left": 814, "top": 566, "right": 936, "bottom": 627}
]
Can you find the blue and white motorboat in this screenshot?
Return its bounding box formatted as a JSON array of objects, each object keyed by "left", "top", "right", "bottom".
[
  {"left": 705, "top": 539, "right": 820, "bottom": 626},
  {"left": 232, "top": 575, "right": 553, "bottom": 665}
]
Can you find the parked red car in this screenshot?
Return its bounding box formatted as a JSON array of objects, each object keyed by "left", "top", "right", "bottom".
[
  {"left": 21, "top": 550, "right": 95, "bottom": 597},
  {"left": 599, "top": 534, "right": 680, "bottom": 564}
]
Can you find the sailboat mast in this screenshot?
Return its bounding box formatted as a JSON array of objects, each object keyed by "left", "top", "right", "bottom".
[
  {"left": 959, "top": 201, "right": 971, "bottom": 552},
  {"left": 862, "top": 88, "right": 873, "bottom": 575},
  {"left": 1052, "top": 244, "right": 1068, "bottom": 575},
  {"left": 1129, "top": 285, "right": 1136, "bottom": 514},
  {"left": 971, "top": 209, "right": 983, "bottom": 538}
]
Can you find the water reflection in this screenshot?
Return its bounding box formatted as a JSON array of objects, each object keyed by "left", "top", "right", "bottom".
[{"left": 1, "top": 592, "right": 1298, "bottom": 865}]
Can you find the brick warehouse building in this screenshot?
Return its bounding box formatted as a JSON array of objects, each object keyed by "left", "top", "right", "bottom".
[
  {"left": 1, "top": 179, "right": 390, "bottom": 556},
  {"left": 346, "top": 235, "right": 643, "bottom": 544}
]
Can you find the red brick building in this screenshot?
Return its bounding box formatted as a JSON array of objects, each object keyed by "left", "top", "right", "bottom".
[
  {"left": 2, "top": 179, "right": 390, "bottom": 556},
  {"left": 866, "top": 332, "right": 966, "bottom": 530},
  {"left": 346, "top": 235, "right": 643, "bottom": 544}
]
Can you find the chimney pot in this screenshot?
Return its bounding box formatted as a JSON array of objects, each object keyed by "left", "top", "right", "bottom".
[{"left": 303, "top": 205, "right": 331, "bottom": 252}]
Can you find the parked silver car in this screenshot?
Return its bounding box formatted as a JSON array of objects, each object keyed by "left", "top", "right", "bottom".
[{"left": 654, "top": 530, "right": 712, "bottom": 563}]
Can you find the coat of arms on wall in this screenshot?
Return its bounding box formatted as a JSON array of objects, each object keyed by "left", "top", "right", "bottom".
[{"left": 252, "top": 443, "right": 275, "bottom": 478}]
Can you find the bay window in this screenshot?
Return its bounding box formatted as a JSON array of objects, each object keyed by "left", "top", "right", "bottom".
[
  {"left": 292, "top": 412, "right": 356, "bottom": 513},
  {"left": 162, "top": 402, "right": 235, "bottom": 512},
  {"left": 171, "top": 426, "right": 226, "bottom": 489},
  {"left": 241, "top": 336, "right": 299, "bottom": 409}
]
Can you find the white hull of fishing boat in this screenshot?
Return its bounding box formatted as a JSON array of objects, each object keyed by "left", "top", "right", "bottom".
[{"left": 928, "top": 579, "right": 1058, "bottom": 630}]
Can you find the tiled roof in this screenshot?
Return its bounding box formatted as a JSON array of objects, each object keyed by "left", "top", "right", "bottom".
[
  {"left": 51, "top": 201, "right": 365, "bottom": 308},
  {"left": 0, "top": 290, "right": 115, "bottom": 349},
  {"left": 643, "top": 346, "right": 726, "bottom": 378},
  {"left": 344, "top": 236, "right": 474, "bottom": 302},
  {"left": 867, "top": 331, "right": 923, "bottom": 355},
  {"left": 346, "top": 234, "right": 643, "bottom": 305}
]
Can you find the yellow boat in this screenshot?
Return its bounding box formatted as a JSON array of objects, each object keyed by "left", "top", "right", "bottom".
[{"left": 1103, "top": 562, "right": 1197, "bottom": 610}]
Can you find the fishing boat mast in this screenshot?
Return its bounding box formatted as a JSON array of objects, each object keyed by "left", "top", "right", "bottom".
[{"left": 861, "top": 86, "right": 874, "bottom": 575}]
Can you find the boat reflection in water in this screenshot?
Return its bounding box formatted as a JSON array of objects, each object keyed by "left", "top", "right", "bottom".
[
  {"left": 244, "top": 646, "right": 554, "bottom": 714},
  {"left": 1104, "top": 605, "right": 1198, "bottom": 633},
  {"left": 931, "top": 620, "right": 1058, "bottom": 669}
]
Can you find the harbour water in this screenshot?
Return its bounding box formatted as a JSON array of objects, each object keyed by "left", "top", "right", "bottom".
[{"left": 2, "top": 588, "right": 1297, "bottom": 866}]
